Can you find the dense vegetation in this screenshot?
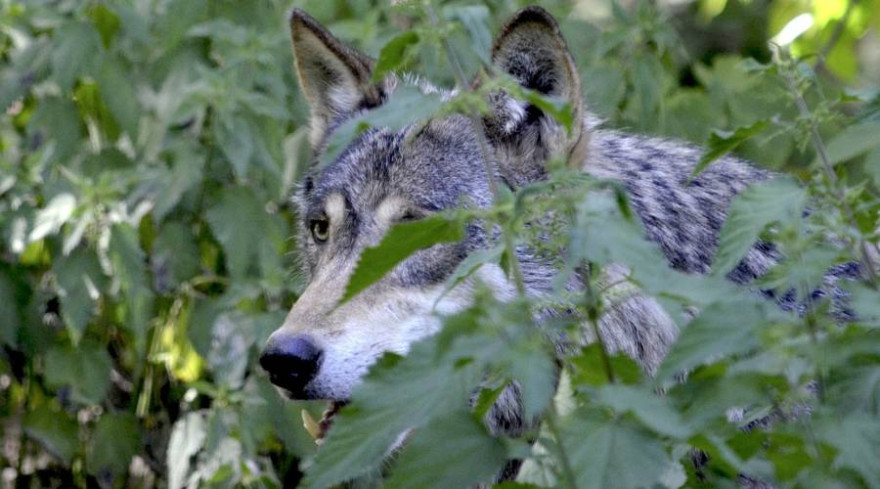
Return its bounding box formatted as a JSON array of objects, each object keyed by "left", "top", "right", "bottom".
[{"left": 1, "top": 0, "right": 879, "bottom": 488}]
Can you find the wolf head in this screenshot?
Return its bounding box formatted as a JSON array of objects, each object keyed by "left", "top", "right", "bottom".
[{"left": 260, "top": 7, "right": 585, "bottom": 401}]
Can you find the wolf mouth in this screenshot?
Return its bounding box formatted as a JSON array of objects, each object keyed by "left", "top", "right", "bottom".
[{"left": 303, "top": 401, "right": 348, "bottom": 442}]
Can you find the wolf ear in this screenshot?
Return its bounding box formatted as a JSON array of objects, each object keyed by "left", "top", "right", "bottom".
[
  {"left": 485, "top": 7, "right": 586, "bottom": 175},
  {"left": 289, "top": 9, "right": 385, "bottom": 146}
]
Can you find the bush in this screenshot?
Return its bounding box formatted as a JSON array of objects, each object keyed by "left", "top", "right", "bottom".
[{"left": 1, "top": 0, "right": 879, "bottom": 488}]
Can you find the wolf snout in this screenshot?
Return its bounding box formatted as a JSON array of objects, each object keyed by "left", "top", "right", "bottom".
[{"left": 259, "top": 334, "right": 323, "bottom": 398}]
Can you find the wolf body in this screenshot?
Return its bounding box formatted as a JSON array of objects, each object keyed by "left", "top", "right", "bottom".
[{"left": 260, "top": 4, "right": 778, "bottom": 464}]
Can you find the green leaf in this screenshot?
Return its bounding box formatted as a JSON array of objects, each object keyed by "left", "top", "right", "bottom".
[
  {"left": 96, "top": 58, "right": 140, "bottom": 138},
  {"left": 167, "top": 411, "right": 208, "bottom": 489},
  {"left": 29, "top": 192, "right": 76, "bottom": 243},
  {"left": 53, "top": 247, "right": 106, "bottom": 343},
  {"left": 23, "top": 405, "right": 79, "bottom": 464},
  {"left": 302, "top": 339, "right": 481, "bottom": 489},
  {"left": 693, "top": 120, "right": 770, "bottom": 177},
  {"left": 429, "top": 246, "right": 502, "bottom": 313},
  {"left": 28, "top": 96, "right": 84, "bottom": 162},
  {"left": 0, "top": 269, "right": 24, "bottom": 346},
  {"left": 109, "top": 224, "right": 155, "bottom": 352},
  {"left": 571, "top": 344, "right": 643, "bottom": 387},
  {"left": 321, "top": 86, "right": 444, "bottom": 168},
  {"left": 446, "top": 5, "right": 492, "bottom": 63},
  {"left": 822, "top": 121, "right": 880, "bottom": 166},
  {"left": 214, "top": 113, "right": 254, "bottom": 178},
  {"left": 816, "top": 415, "right": 880, "bottom": 489},
  {"left": 152, "top": 143, "right": 205, "bottom": 222},
  {"left": 206, "top": 187, "right": 266, "bottom": 278},
  {"left": 850, "top": 283, "right": 880, "bottom": 326},
  {"left": 51, "top": 22, "right": 102, "bottom": 90},
  {"left": 87, "top": 413, "right": 141, "bottom": 477},
  {"left": 658, "top": 300, "right": 766, "bottom": 380},
  {"left": 523, "top": 90, "right": 574, "bottom": 133},
  {"left": 712, "top": 178, "right": 807, "bottom": 275},
  {"left": 595, "top": 384, "right": 691, "bottom": 438},
  {"left": 44, "top": 341, "right": 112, "bottom": 405},
  {"left": 153, "top": 221, "right": 201, "bottom": 289},
  {"left": 372, "top": 31, "right": 420, "bottom": 82},
  {"left": 386, "top": 410, "right": 507, "bottom": 489},
  {"left": 342, "top": 215, "right": 464, "bottom": 303},
  {"left": 90, "top": 4, "right": 121, "bottom": 47},
  {"left": 560, "top": 410, "right": 671, "bottom": 489}
]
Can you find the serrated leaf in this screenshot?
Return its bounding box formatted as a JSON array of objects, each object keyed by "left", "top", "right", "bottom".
[
  {"left": 693, "top": 120, "right": 770, "bottom": 176},
  {"left": 342, "top": 215, "right": 463, "bottom": 303},
  {"left": 595, "top": 384, "right": 691, "bottom": 438},
  {"left": 446, "top": 5, "right": 492, "bottom": 63},
  {"left": 167, "top": 411, "right": 208, "bottom": 489},
  {"left": 205, "top": 187, "right": 265, "bottom": 278},
  {"left": 96, "top": 58, "right": 140, "bottom": 137},
  {"left": 53, "top": 247, "right": 105, "bottom": 343},
  {"left": 320, "top": 86, "right": 444, "bottom": 168},
  {"left": 658, "top": 300, "right": 766, "bottom": 380},
  {"left": 153, "top": 220, "right": 200, "bottom": 290},
  {"left": 571, "top": 344, "right": 643, "bottom": 387},
  {"left": 214, "top": 113, "right": 254, "bottom": 177},
  {"left": 385, "top": 410, "right": 507, "bottom": 489},
  {"left": 87, "top": 413, "right": 141, "bottom": 478},
  {"left": 816, "top": 415, "right": 880, "bottom": 489},
  {"left": 51, "top": 22, "right": 102, "bottom": 90},
  {"left": 372, "top": 31, "right": 419, "bottom": 82},
  {"left": 23, "top": 405, "right": 79, "bottom": 464},
  {"left": 435, "top": 244, "right": 503, "bottom": 307},
  {"left": 29, "top": 192, "right": 76, "bottom": 242},
  {"left": 44, "top": 341, "right": 112, "bottom": 405},
  {"left": 301, "top": 339, "right": 481, "bottom": 489},
  {"left": 822, "top": 121, "right": 880, "bottom": 166},
  {"left": 712, "top": 178, "right": 807, "bottom": 275},
  {"left": 109, "top": 224, "right": 155, "bottom": 352},
  {"left": 849, "top": 283, "right": 880, "bottom": 326},
  {"left": 523, "top": 90, "right": 574, "bottom": 133},
  {"left": 560, "top": 410, "right": 671, "bottom": 489}
]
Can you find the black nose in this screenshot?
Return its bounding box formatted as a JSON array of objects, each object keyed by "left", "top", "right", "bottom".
[{"left": 259, "top": 334, "right": 323, "bottom": 398}]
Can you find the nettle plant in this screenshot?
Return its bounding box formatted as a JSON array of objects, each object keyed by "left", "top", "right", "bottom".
[
  {"left": 285, "top": 3, "right": 880, "bottom": 489},
  {"left": 1, "top": 0, "right": 879, "bottom": 488}
]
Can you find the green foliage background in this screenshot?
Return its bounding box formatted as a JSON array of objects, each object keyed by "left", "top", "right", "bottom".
[{"left": 1, "top": 0, "right": 879, "bottom": 488}]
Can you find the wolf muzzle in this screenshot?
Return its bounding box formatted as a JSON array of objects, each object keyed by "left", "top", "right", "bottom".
[{"left": 259, "top": 334, "right": 323, "bottom": 398}]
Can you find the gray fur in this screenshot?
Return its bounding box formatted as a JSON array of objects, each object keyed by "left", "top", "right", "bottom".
[{"left": 263, "top": 6, "right": 807, "bottom": 486}]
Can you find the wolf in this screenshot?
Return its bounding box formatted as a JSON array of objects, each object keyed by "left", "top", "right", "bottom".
[{"left": 259, "top": 3, "right": 784, "bottom": 473}]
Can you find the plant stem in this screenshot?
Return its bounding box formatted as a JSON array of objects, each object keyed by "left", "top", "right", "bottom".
[
  {"left": 582, "top": 264, "right": 616, "bottom": 383},
  {"left": 778, "top": 50, "right": 878, "bottom": 287},
  {"left": 425, "top": 2, "right": 531, "bottom": 295},
  {"left": 544, "top": 402, "right": 580, "bottom": 489}
]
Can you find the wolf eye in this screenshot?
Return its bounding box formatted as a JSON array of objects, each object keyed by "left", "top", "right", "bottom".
[{"left": 310, "top": 218, "right": 330, "bottom": 243}]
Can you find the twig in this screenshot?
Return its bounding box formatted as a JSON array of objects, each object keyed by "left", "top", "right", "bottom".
[{"left": 776, "top": 47, "right": 878, "bottom": 287}]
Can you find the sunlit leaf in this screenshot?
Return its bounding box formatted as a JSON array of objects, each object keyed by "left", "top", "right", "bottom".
[{"left": 342, "top": 215, "right": 463, "bottom": 303}]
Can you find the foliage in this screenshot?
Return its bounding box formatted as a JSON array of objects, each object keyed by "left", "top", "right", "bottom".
[{"left": 1, "top": 0, "right": 880, "bottom": 488}]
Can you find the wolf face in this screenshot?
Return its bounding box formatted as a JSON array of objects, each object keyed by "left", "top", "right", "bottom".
[
  {"left": 260, "top": 7, "right": 588, "bottom": 402},
  {"left": 259, "top": 6, "right": 774, "bottom": 413}
]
